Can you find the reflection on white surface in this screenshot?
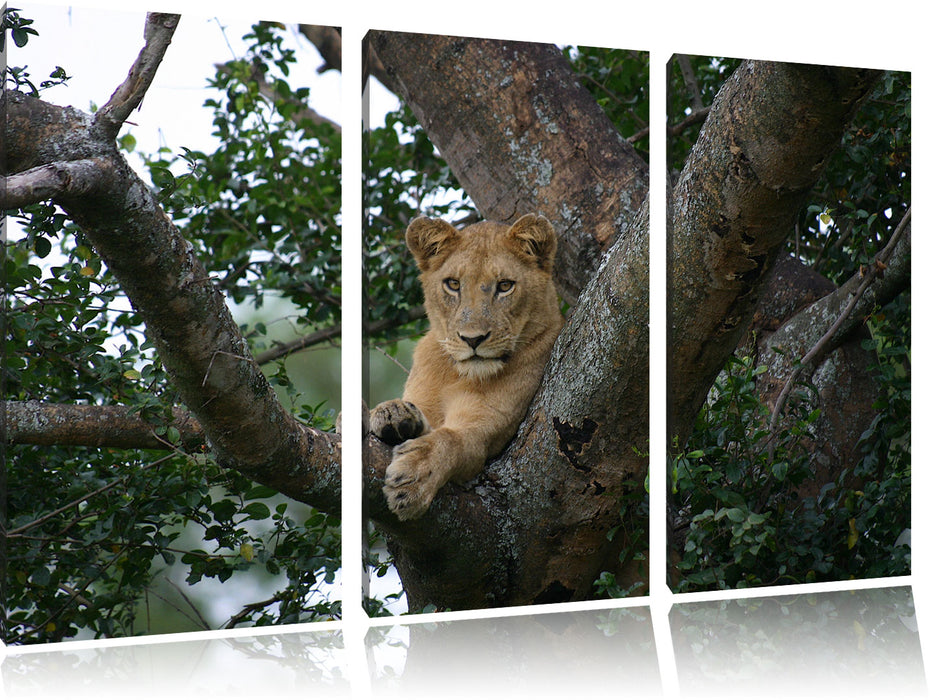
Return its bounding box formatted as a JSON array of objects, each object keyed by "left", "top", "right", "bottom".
[
  {"left": 2, "top": 629, "right": 347, "bottom": 698},
  {"left": 365, "top": 605, "right": 659, "bottom": 698},
  {"left": 670, "top": 585, "right": 926, "bottom": 697},
  {"left": 1, "top": 586, "right": 927, "bottom": 698}
]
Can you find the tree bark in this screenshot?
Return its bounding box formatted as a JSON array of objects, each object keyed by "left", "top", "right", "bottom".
[
  {"left": 667, "top": 61, "right": 883, "bottom": 446},
  {"left": 368, "top": 31, "right": 649, "bottom": 306},
  {"left": 753, "top": 221, "right": 910, "bottom": 494},
  {"left": 2, "top": 13, "right": 341, "bottom": 516}
]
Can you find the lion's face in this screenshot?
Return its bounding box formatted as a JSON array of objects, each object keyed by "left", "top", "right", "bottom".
[{"left": 406, "top": 214, "right": 558, "bottom": 381}]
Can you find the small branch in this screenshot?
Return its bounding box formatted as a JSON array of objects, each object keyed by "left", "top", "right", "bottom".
[
  {"left": 675, "top": 55, "right": 705, "bottom": 111},
  {"left": 0, "top": 158, "right": 110, "bottom": 208},
  {"left": 767, "top": 207, "right": 911, "bottom": 434},
  {"left": 667, "top": 107, "right": 710, "bottom": 138},
  {"left": 5, "top": 400, "right": 204, "bottom": 451},
  {"left": 627, "top": 125, "right": 650, "bottom": 145},
  {"left": 162, "top": 576, "right": 213, "bottom": 630},
  {"left": 254, "top": 305, "right": 427, "bottom": 365},
  {"left": 255, "top": 324, "right": 342, "bottom": 365},
  {"left": 224, "top": 592, "right": 288, "bottom": 629},
  {"left": 95, "top": 13, "right": 181, "bottom": 136}
]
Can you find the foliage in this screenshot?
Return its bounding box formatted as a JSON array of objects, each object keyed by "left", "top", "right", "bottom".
[
  {"left": 671, "top": 351, "right": 909, "bottom": 591},
  {"left": 4, "top": 18, "right": 341, "bottom": 643},
  {"left": 671, "top": 356, "right": 823, "bottom": 590},
  {"left": 593, "top": 470, "right": 649, "bottom": 599},
  {"left": 668, "top": 62, "right": 910, "bottom": 592},
  {"left": 143, "top": 22, "right": 341, "bottom": 332},
  {"left": 563, "top": 47, "right": 649, "bottom": 157},
  {"left": 2, "top": 7, "right": 69, "bottom": 95},
  {"left": 795, "top": 70, "right": 910, "bottom": 284}
]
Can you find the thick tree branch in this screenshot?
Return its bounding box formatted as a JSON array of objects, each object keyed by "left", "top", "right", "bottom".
[
  {"left": 95, "top": 13, "right": 180, "bottom": 137},
  {"left": 0, "top": 158, "right": 111, "bottom": 209},
  {"left": 667, "top": 61, "right": 883, "bottom": 445},
  {"left": 767, "top": 211, "right": 910, "bottom": 433},
  {"left": 298, "top": 25, "right": 342, "bottom": 73}
]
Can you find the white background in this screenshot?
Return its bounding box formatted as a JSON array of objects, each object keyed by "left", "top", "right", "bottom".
[{"left": 3, "top": 0, "right": 932, "bottom": 697}]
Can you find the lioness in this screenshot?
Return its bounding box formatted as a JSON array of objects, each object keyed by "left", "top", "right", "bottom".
[{"left": 371, "top": 213, "right": 564, "bottom": 520}]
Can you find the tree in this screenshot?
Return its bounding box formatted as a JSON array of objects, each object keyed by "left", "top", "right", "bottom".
[{"left": 4, "top": 11, "right": 342, "bottom": 642}]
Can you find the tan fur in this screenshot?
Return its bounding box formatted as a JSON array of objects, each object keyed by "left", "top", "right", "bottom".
[{"left": 371, "top": 214, "right": 564, "bottom": 520}]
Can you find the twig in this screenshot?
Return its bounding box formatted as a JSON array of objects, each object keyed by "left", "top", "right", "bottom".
[
  {"left": 225, "top": 592, "right": 288, "bottom": 629},
  {"left": 163, "top": 576, "right": 213, "bottom": 630},
  {"left": 202, "top": 350, "right": 253, "bottom": 387},
  {"left": 255, "top": 324, "right": 342, "bottom": 365},
  {"left": 371, "top": 344, "right": 411, "bottom": 376},
  {"left": 767, "top": 207, "right": 911, "bottom": 436},
  {"left": 254, "top": 305, "right": 427, "bottom": 365}
]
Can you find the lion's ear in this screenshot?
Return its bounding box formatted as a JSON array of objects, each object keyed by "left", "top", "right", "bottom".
[
  {"left": 406, "top": 217, "right": 460, "bottom": 271},
  {"left": 507, "top": 214, "right": 557, "bottom": 272}
]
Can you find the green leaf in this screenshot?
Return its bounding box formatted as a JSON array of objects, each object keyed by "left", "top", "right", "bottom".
[{"left": 243, "top": 502, "right": 271, "bottom": 520}]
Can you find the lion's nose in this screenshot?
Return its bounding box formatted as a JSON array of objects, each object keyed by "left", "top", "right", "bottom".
[{"left": 459, "top": 332, "right": 490, "bottom": 350}]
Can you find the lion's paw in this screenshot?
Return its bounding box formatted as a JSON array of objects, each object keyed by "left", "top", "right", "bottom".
[
  {"left": 369, "top": 399, "right": 427, "bottom": 446},
  {"left": 382, "top": 440, "right": 441, "bottom": 520}
]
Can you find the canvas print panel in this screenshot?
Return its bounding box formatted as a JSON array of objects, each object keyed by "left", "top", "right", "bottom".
[
  {"left": 363, "top": 30, "right": 650, "bottom": 614},
  {"left": 666, "top": 56, "right": 911, "bottom": 591},
  {"left": 3, "top": 6, "right": 342, "bottom": 643}
]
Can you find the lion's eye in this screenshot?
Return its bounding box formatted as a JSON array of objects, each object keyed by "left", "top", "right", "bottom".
[
  {"left": 496, "top": 280, "right": 515, "bottom": 295},
  {"left": 443, "top": 278, "right": 460, "bottom": 293}
]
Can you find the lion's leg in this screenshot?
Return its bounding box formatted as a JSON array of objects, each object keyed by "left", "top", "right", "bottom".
[{"left": 382, "top": 426, "right": 484, "bottom": 520}]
